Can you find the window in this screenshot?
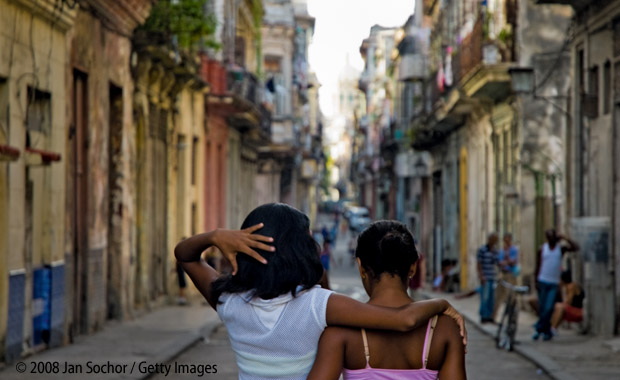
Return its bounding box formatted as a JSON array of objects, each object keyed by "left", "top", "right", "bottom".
[
  {"left": 191, "top": 136, "right": 198, "bottom": 185},
  {"left": 234, "top": 36, "right": 246, "bottom": 68},
  {"left": 26, "top": 88, "right": 51, "bottom": 148},
  {"left": 604, "top": 61, "right": 611, "bottom": 114},
  {"left": 587, "top": 65, "right": 599, "bottom": 118},
  {"left": 191, "top": 202, "right": 197, "bottom": 236},
  {"left": 0, "top": 78, "right": 8, "bottom": 140}
]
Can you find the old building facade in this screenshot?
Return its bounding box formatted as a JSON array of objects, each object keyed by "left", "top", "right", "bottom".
[
  {"left": 534, "top": 0, "right": 620, "bottom": 336},
  {"left": 0, "top": 0, "right": 77, "bottom": 361},
  {"left": 392, "top": 0, "right": 573, "bottom": 290},
  {"left": 0, "top": 0, "right": 327, "bottom": 364}
]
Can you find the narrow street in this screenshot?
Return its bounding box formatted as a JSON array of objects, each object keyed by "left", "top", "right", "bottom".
[{"left": 151, "top": 214, "right": 551, "bottom": 379}]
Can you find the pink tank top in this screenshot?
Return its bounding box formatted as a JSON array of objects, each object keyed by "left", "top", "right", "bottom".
[{"left": 342, "top": 316, "right": 439, "bottom": 380}]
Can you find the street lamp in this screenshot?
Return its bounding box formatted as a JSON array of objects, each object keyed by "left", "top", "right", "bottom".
[
  {"left": 414, "top": 156, "right": 427, "bottom": 178},
  {"left": 508, "top": 67, "right": 535, "bottom": 94},
  {"left": 509, "top": 66, "right": 570, "bottom": 117}
]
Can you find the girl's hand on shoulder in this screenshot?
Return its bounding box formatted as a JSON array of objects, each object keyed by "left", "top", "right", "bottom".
[
  {"left": 212, "top": 223, "right": 274, "bottom": 275},
  {"left": 443, "top": 304, "right": 467, "bottom": 350}
]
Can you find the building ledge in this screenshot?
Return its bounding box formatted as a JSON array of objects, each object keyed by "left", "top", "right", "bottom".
[
  {"left": 533, "top": 0, "right": 590, "bottom": 11},
  {"left": 82, "top": 0, "right": 154, "bottom": 36},
  {"left": 461, "top": 63, "right": 512, "bottom": 102},
  {"left": 409, "top": 89, "right": 470, "bottom": 150},
  {"left": 0, "top": 144, "right": 20, "bottom": 162},
  {"left": 25, "top": 148, "right": 61, "bottom": 166},
  {"left": 13, "top": 0, "right": 76, "bottom": 32}
]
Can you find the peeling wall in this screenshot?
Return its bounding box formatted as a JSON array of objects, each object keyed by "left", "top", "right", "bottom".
[{"left": 0, "top": 0, "right": 74, "bottom": 359}]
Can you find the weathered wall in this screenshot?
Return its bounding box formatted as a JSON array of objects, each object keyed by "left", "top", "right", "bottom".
[
  {"left": 567, "top": 0, "right": 620, "bottom": 336},
  {"left": 167, "top": 87, "right": 205, "bottom": 297},
  {"left": 0, "top": 0, "right": 74, "bottom": 359},
  {"left": 516, "top": 0, "right": 572, "bottom": 281},
  {"left": 66, "top": 6, "right": 137, "bottom": 331},
  {"left": 204, "top": 111, "right": 229, "bottom": 231}
]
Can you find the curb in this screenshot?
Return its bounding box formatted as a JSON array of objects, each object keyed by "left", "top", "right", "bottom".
[
  {"left": 420, "top": 291, "right": 580, "bottom": 380},
  {"left": 140, "top": 320, "right": 222, "bottom": 380}
]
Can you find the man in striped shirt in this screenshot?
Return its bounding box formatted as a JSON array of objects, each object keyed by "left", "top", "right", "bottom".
[{"left": 477, "top": 233, "right": 499, "bottom": 323}]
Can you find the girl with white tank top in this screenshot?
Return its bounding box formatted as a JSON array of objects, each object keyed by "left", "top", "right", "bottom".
[{"left": 175, "top": 204, "right": 467, "bottom": 379}]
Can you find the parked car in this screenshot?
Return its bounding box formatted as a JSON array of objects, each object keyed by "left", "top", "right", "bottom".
[
  {"left": 343, "top": 205, "right": 363, "bottom": 220},
  {"left": 347, "top": 206, "right": 370, "bottom": 232}
]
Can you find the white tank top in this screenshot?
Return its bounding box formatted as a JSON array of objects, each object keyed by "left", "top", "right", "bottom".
[
  {"left": 217, "top": 286, "right": 333, "bottom": 380},
  {"left": 538, "top": 242, "right": 562, "bottom": 284}
]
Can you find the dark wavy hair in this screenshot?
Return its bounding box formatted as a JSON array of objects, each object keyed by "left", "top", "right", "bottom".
[
  {"left": 356, "top": 220, "right": 419, "bottom": 282},
  {"left": 212, "top": 203, "right": 324, "bottom": 301}
]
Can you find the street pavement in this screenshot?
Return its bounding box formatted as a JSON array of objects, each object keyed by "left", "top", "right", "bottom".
[{"left": 0, "top": 304, "right": 222, "bottom": 380}]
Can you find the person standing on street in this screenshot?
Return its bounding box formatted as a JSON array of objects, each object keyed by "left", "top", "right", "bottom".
[
  {"left": 533, "top": 229, "right": 580, "bottom": 341},
  {"left": 477, "top": 233, "right": 499, "bottom": 323},
  {"left": 493, "top": 233, "right": 519, "bottom": 320}
]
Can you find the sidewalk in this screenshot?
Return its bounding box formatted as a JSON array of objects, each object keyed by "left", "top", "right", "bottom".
[
  {"left": 421, "top": 289, "right": 620, "bottom": 380},
  {"left": 0, "top": 301, "right": 220, "bottom": 380}
]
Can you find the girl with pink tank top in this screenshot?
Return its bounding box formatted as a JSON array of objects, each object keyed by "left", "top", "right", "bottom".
[{"left": 308, "top": 221, "right": 466, "bottom": 380}]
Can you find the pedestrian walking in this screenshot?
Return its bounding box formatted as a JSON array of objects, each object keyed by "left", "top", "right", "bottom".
[
  {"left": 348, "top": 233, "right": 357, "bottom": 266},
  {"left": 174, "top": 261, "right": 188, "bottom": 305},
  {"left": 307, "top": 220, "right": 466, "bottom": 380},
  {"left": 175, "top": 203, "right": 466, "bottom": 380},
  {"left": 477, "top": 233, "right": 499, "bottom": 323},
  {"left": 493, "top": 233, "right": 519, "bottom": 320},
  {"left": 533, "top": 229, "right": 580, "bottom": 341},
  {"left": 320, "top": 240, "right": 332, "bottom": 272}
]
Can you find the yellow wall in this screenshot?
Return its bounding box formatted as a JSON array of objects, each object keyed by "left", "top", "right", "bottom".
[{"left": 0, "top": 0, "right": 74, "bottom": 356}]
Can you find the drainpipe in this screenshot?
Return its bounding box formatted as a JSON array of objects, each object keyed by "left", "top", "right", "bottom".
[{"left": 550, "top": 173, "right": 557, "bottom": 229}]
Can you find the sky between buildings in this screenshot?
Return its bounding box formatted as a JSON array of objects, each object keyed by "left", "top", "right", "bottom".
[{"left": 307, "top": 0, "right": 415, "bottom": 118}]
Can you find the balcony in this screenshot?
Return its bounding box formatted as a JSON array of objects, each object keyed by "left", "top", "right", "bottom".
[
  {"left": 0, "top": 144, "right": 20, "bottom": 162},
  {"left": 533, "top": 0, "right": 591, "bottom": 11},
  {"left": 205, "top": 65, "right": 271, "bottom": 141},
  {"left": 399, "top": 53, "right": 428, "bottom": 82},
  {"left": 460, "top": 17, "right": 484, "bottom": 81},
  {"left": 83, "top": 0, "right": 153, "bottom": 35},
  {"left": 398, "top": 35, "right": 429, "bottom": 81},
  {"left": 228, "top": 69, "right": 261, "bottom": 106}
]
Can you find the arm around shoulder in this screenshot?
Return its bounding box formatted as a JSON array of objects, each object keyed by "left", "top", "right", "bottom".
[
  {"left": 326, "top": 293, "right": 448, "bottom": 331},
  {"left": 436, "top": 315, "right": 467, "bottom": 380},
  {"left": 307, "top": 327, "right": 346, "bottom": 380}
]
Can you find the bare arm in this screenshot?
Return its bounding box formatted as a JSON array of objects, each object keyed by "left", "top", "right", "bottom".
[
  {"left": 307, "top": 327, "right": 346, "bottom": 380},
  {"left": 535, "top": 249, "right": 542, "bottom": 279},
  {"left": 326, "top": 294, "right": 467, "bottom": 346},
  {"left": 564, "top": 283, "right": 576, "bottom": 305},
  {"left": 559, "top": 234, "right": 580, "bottom": 254},
  {"left": 174, "top": 224, "right": 273, "bottom": 309},
  {"left": 437, "top": 316, "right": 467, "bottom": 380}
]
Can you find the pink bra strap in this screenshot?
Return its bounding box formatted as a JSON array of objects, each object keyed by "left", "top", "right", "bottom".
[
  {"left": 422, "top": 316, "right": 439, "bottom": 369},
  {"left": 361, "top": 328, "right": 370, "bottom": 368}
]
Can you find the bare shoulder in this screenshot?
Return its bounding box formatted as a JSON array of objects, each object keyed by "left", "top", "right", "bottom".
[
  {"left": 434, "top": 315, "right": 462, "bottom": 343},
  {"left": 321, "top": 326, "right": 348, "bottom": 340}
]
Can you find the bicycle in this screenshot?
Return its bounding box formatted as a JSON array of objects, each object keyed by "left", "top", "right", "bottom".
[{"left": 495, "top": 280, "right": 530, "bottom": 351}]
